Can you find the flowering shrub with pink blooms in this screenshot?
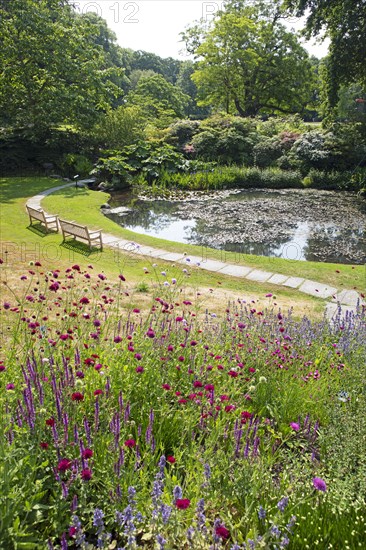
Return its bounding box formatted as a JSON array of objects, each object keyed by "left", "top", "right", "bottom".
[{"left": 0, "top": 261, "right": 365, "bottom": 548}]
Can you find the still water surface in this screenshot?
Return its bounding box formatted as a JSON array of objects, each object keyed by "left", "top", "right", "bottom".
[{"left": 105, "top": 188, "right": 365, "bottom": 264}]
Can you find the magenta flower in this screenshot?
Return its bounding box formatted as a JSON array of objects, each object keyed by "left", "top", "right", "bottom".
[
  {"left": 290, "top": 422, "right": 300, "bottom": 432},
  {"left": 124, "top": 439, "right": 136, "bottom": 448},
  {"left": 81, "top": 468, "right": 92, "bottom": 481},
  {"left": 71, "top": 392, "right": 84, "bottom": 402},
  {"left": 313, "top": 477, "right": 327, "bottom": 492},
  {"left": 82, "top": 449, "right": 93, "bottom": 459},
  {"left": 57, "top": 458, "right": 72, "bottom": 472},
  {"left": 215, "top": 525, "right": 230, "bottom": 540},
  {"left": 175, "top": 498, "right": 190, "bottom": 510}
]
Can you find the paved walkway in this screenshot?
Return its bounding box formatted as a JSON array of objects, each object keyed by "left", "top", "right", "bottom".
[{"left": 27, "top": 182, "right": 364, "bottom": 319}]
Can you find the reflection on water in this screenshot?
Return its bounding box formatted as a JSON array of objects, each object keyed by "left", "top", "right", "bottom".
[{"left": 105, "top": 188, "right": 366, "bottom": 264}]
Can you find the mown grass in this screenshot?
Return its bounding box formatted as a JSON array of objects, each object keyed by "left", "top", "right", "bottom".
[
  {"left": 1, "top": 176, "right": 362, "bottom": 322},
  {"left": 42, "top": 181, "right": 364, "bottom": 291}
]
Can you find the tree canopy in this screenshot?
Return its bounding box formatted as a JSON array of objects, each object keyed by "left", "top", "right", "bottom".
[
  {"left": 0, "top": 0, "right": 123, "bottom": 134},
  {"left": 183, "top": 7, "right": 314, "bottom": 117},
  {"left": 284, "top": 0, "right": 366, "bottom": 108}
]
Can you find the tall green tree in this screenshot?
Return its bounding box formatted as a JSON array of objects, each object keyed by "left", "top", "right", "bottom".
[
  {"left": 0, "top": 0, "right": 123, "bottom": 134},
  {"left": 127, "top": 74, "right": 191, "bottom": 123},
  {"left": 183, "top": 8, "right": 314, "bottom": 117},
  {"left": 284, "top": 0, "right": 366, "bottom": 109}
]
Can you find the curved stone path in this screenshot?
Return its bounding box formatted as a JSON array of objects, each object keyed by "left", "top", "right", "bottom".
[{"left": 27, "top": 182, "right": 364, "bottom": 319}]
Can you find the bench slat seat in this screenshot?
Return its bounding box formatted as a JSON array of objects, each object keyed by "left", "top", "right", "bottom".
[
  {"left": 26, "top": 205, "right": 58, "bottom": 232},
  {"left": 59, "top": 219, "right": 103, "bottom": 250}
]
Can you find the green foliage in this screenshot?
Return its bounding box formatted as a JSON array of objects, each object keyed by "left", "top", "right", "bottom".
[
  {"left": 95, "top": 142, "right": 188, "bottom": 185},
  {"left": 253, "top": 138, "right": 283, "bottom": 168},
  {"left": 0, "top": 127, "right": 94, "bottom": 175},
  {"left": 0, "top": 1, "right": 123, "bottom": 135},
  {"left": 165, "top": 120, "right": 201, "bottom": 149},
  {"left": 190, "top": 114, "right": 258, "bottom": 164},
  {"left": 94, "top": 105, "right": 147, "bottom": 149},
  {"left": 284, "top": 0, "right": 366, "bottom": 112},
  {"left": 127, "top": 74, "right": 191, "bottom": 124},
  {"left": 60, "top": 154, "right": 94, "bottom": 179},
  {"left": 303, "top": 169, "right": 364, "bottom": 191},
  {"left": 140, "top": 165, "right": 303, "bottom": 190},
  {"left": 291, "top": 131, "right": 331, "bottom": 171},
  {"left": 184, "top": 6, "right": 314, "bottom": 117}
]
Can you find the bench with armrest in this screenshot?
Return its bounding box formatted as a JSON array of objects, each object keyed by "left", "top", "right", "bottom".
[
  {"left": 59, "top": 219, "right": 103, "bottom": 250},
  {"left": 26, "top": 205, "right": 59, "bottom": 232}
]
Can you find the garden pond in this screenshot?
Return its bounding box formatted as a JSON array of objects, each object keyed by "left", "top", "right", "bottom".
[{"left": 104, "top": 188, "right": 366, "bottom": 264}]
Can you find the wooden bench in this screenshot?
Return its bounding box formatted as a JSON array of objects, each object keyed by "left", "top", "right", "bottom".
[
  {"left": 26, "top": 205, "right": 59, "bottom": 233},
  {"left": 59, "top": 219, "right": 103, "bottom": 250}
]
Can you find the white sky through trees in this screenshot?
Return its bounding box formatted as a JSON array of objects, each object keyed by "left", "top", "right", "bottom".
[{"left": 74, "top": 0, "right": 329, "bottom": 60}]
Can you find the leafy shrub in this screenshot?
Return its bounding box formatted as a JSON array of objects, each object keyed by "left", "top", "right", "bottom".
[
  {"left": 61, "top": 154, "right": 94, "bottom": 178},
  {"left": 188, "top": 114, "right": 258, "bottom": 164},
  {"left": 303, "top": 169, "right": 363, "bottom": 191},
  {"left": 292, "top": 131, "right": 331, "bottom": 172},
  {"left": 165, "top": 119, "right": 200, "bottom": 148},
  {"left": 253, "top": 138, "right": 282, "bottom": 168},
  {"left": 93, "top": 106, "right": 146, "bottom": 149},
  {"left": 190, "top": 130, "right": 218, "bottom": 161}
]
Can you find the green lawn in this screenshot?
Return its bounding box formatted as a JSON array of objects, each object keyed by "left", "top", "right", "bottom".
[
  {"left": 42, "top": 181, "right": 364, "bottom": 292},
  {"left": 1, "top": 176, "right": 363, "bottom": 320}
]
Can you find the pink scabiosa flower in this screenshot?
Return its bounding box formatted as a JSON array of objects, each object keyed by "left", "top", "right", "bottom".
[
  {"left": 167, "top": 455, "right": 176, "bottom": 464},
  {"left": 135, "top": 366, "right": 144, "bottom": 373},
  {"left": 81, "top": 468, "right": 92, "bottom": 481},
  {"left": 49, "top": 282, "right": 60, "bottom": 292},
  {"left": 40, "top": 442, "right": 49, "bottom": 449},
  {"left": 79, "top": 296, "right": 90, "bottom": 305},
  {"left": 57, "top": 458, "right": 72, "bottom": 472},
  {"left": 82, "top": 449, "right": 93, "bottom": 459},
  {"left": 175, "top": 499, "right": 190, "bottom": 510},
  {"left": 290, "top": 422, "right": 300, "bottom": 432},
  {"left": 313, "top": 477, "right": 327, "bottom": 492},
  {"left": 215, "top": 525, "right": 230, "bottom": 540},
  {"left": 6, "top": 383, "right": 15, "bottom": 390},
  {"left": 94, "top": 389, "right": 103, "bottom": 396},
  {"left": 124, "top": 439, "right": 136, "bottom": 448},
  {"left": 71, "top": 392, "right": 84, "bottom": 402},
  {"left": 228, "top": 370, "right": 238, "bottom": 378},
  {"left": 45, "top": 418, "right": 55, "bottom": 427}
]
